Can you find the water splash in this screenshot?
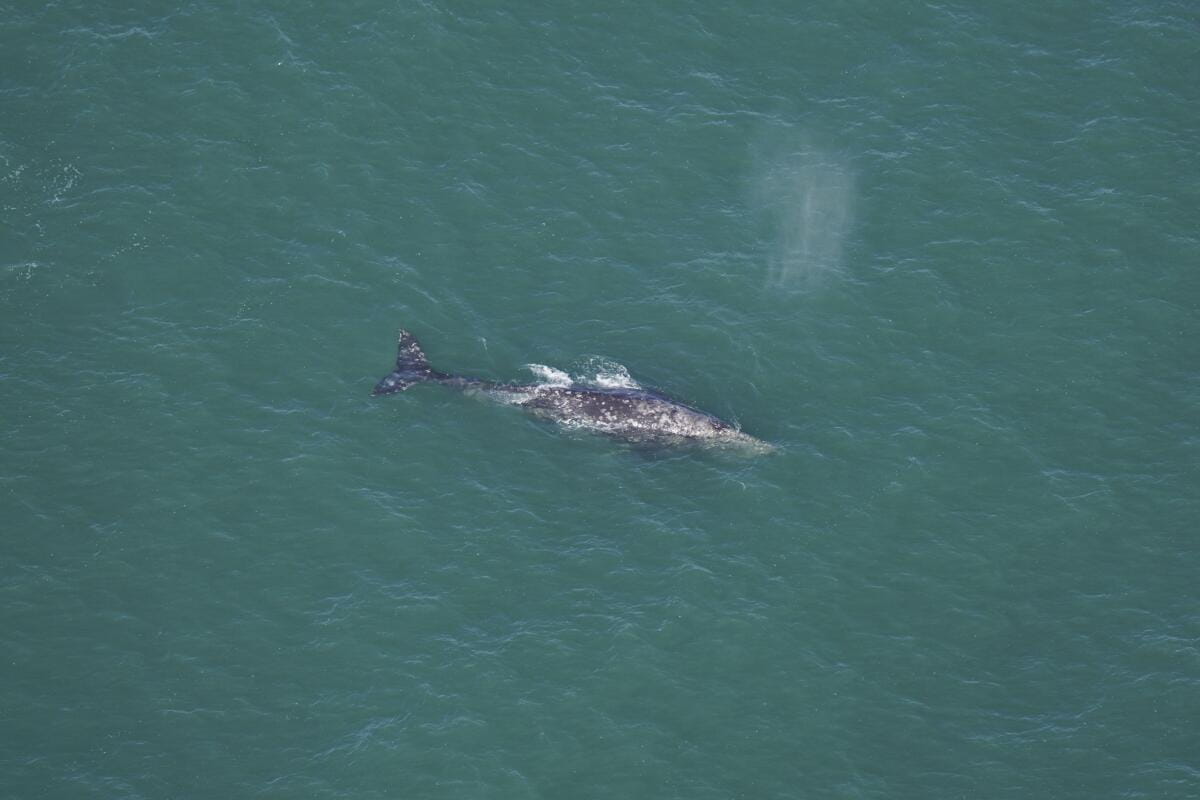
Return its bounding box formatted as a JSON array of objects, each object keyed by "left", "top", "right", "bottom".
[
  {"left": 524, "top": 364, "right": 572, "bottom": 387},
  {"left": 751, "top": 143, "right": 855, "bottom": 288},
  {"left": 577, "top": 357, "right": 641, "bottom": 390},
  {"left": 524, "top": 359, "right": 641, "bottom": 390}
]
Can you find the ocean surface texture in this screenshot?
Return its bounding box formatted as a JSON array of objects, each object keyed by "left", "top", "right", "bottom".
[{"left": 3, "top": 2, "right": 1197, "bottom": 798}]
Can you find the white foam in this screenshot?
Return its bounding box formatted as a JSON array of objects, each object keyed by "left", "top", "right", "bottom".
[
  {"left": 524, "top": 363, "right": 572, "bottom": 387},
  {"left": 577, "top": 357, "right": 641, "bottom": 389}
]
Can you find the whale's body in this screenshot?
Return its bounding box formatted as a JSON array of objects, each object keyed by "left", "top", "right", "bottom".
[{"left": 373, "top": 329, "right": 771, "bottom": 452}]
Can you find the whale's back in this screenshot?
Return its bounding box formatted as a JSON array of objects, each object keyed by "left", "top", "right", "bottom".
[
  {"left": 374, "top": 329, "right": 773, "bottom": 452},
  {"left": 515, "top": 385, "right": 764, "bottom": 448}
]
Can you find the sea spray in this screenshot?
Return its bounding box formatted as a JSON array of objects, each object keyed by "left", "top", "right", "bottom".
[{"left": 751, "top": 141, "right": 855, "bottom": 288}]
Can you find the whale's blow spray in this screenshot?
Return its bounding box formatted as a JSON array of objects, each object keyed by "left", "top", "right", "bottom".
[{"left": 752, "top": 143, "right": 854, "bottom": 288}]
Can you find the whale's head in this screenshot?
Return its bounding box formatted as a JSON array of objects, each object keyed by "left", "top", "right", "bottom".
[{"left": 705, "top": 420, "right": 776, "bottom": 454}]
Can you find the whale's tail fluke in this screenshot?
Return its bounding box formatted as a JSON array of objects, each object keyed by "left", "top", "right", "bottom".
[{"left": 372, "top": 329, "right": 445, "bottom": 395}]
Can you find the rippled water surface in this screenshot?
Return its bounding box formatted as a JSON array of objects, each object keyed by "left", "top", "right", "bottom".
[{"left": 3, "top": 2, "right": 1198, "bottom": 798}]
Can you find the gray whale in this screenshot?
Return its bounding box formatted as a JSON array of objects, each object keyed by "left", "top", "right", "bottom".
[{"left": 373, "top": 329, "right": 772, "bottom": 452}]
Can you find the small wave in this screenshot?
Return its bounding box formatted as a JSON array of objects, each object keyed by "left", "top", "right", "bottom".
[
  {"left": 576, "top": 357, "right": 641, "bottom": 389},
  {"left": 524, "top": 364, "right": 572, "bottom": 387},
  {"left": 523, "top": 360, "right": 641, "bottom": 390}
]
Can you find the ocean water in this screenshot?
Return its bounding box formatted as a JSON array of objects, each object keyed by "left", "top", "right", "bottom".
[{"left": 3, "top": 1, "right": 1198, "bottom": 798}]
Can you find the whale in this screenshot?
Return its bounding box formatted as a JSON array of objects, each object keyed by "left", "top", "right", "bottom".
[{"left": 372, "top": 329, "right": 773, "bottom": 452}]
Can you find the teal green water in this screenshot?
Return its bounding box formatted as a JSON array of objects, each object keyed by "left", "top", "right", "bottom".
[{"left": 3, "top": 2, "right": 1198, "bottom": 797}]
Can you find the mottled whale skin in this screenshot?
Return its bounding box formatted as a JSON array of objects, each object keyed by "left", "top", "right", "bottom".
[{"left": 373, "top": 329, "right": 772, "bottom": 452}]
